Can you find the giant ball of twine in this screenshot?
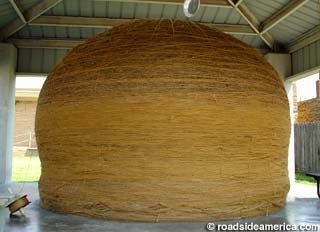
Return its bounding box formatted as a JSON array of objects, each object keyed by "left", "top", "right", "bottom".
[{"left": 36, "top": 19, "right": 290, "bottom": 222}]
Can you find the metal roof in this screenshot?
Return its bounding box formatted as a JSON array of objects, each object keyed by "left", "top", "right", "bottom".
[
  {"left": 1, "top": 0, "right": 319, "bottom": 49},
  {"left": 12, "top": 25, "right": 105, "bottom": 39},
  {"left": 269, "top": 0, "right": 320, "bottom": 44},
  {"left": 245, "top": 0, "right": 291, "bottom": 22},
  {"left": 0, "top": 0, "right": 42, "bottom": 27},
  {"left": 12, "top": 1, "right": 265, "bottom": 48},
  {"left": 0, "top": 0, "right": 319, "bottom": 76},
  {"left": 44, "top": 1, "right": 247, "bottom": 24},
  {"left": 292, "top": 38, "right": 320, "bottom": 74},
  {"left": 20, "top": 0, "right": 41, "bottom": 10},
  {"left": 0, "top": 0, "right": 17, "bottom": 27},
  {"left": 17, "top": 47, "right": 69, "bottom": 73}
]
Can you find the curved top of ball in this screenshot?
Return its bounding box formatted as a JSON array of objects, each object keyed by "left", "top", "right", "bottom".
[{"left": 38, "top": 19, "right": 287, "bottom": 108}]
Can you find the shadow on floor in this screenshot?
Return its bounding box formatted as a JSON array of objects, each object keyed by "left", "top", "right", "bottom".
[{"left": 2, "top": 182, "right": 320, "bottom": 232}]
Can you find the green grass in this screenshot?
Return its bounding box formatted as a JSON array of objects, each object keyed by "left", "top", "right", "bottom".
[
  {"left": 295, "top": 172, "right": 317, "bottom": 185},
  {"left": 12, "top": 155, "right": 41, "bottom": 182}
]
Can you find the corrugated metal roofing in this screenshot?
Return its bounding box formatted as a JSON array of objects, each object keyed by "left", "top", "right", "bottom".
[
  {"left": 16, "top": 35, "right": 266, "bottom": 74},
  {"left": 0, "top": 0, "right": 17, "bottom": 27},
  {"left": 232, "top": 34, "right": 265, "bottom": 48},
  {"left": 17, "top": 47, "right": 70, "bottom": 73},
  {"left": 19, "top": 0, "right": 41, "bottom": 11},
  {"left": 0, "top": 0, "right": 41, "bottom": 28},
  {"left": 39, "top": 0, "right": 264, "bottom": 48},
  {"left": 44, "top": 0, "right": 247, "bottom": 24},
  {"left": 12, "top": 25, "right": 267, "bottom": 49},
  {"left": 269, "top": 0, "right": 320, "bottom": 44},
  {"left": 13, "top": 25, "right": 104, "bottom": 39},
  {"left": 291, "top": 38, "right": 320, "bottom": 74},
  {"left": 10, "top": 0, "right": 267, "bottom": 48},
  {"left": 1, "top": 0, "right": 319, "bottom": 75},
  {"left": 1, "top": 0, "right": 319, "bottom": 45},
  {"left": 245, "top": 0, "right": 320, "bottom": 44},
  {"left": 3, "top": 0, "right": 318, "bottom": 48},
  {"left": 244, "top": 0, "right": 291, "bottom": 22}
]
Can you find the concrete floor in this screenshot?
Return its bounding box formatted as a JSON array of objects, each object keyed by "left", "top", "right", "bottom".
[{"left": 1, "top": 182, "right": 320, "bottom": 232}]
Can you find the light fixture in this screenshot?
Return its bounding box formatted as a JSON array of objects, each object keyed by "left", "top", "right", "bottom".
[{"left": 183, "top": 0, "right": 200, "bottom": 18}]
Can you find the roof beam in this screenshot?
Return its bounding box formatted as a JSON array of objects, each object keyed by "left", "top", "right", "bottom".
[
  {"left": 0, "top": 0, "right": 62, "bottom": 40},
  {"left": 203, "top": 23, "right": 256, "bottom": 35},
  {"left": 260, "top": 0, "right": 309, "bottom": 34},
  {"left": 288, "top": 24, "right": 320, "bottom": 53},
  {"left": 234, "top": 0, "right": 243, "bottom": 7},
  {"left": 30, "top": 16, "right": 130, "bottom": 28},
  {"left": 24, "top": 0, "right": 63, "bottom": 22},
  {"left": 29, "top": 15, "right": 256, "bottom": 35},
  {"left": 0, "top": 20, "right": 25, "bottom": 41},
  {"left": 286, "top": 65, "right": 320, "bottom": 82},
  {"left": 227, "top": 0, "right": 274, "bottom": 48},
  {"left": 17, "top": 72, "right": 48, "bottom": 77},
  {"left": 8, "top": 0, "right": 26, "bottom": 23},
  {"left": 7, "top": 38, "right": 85, "bottom": 49},
  {"left": 8, "top": 38, "right": 269, "bottom": 54},
  {"left": 96, "top": 0, "right": 231, "bottom": 7}
]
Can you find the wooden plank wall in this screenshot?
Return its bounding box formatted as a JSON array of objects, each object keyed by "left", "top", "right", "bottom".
[{"left": 294, "top": 123, "right": 320, "bottom": 173}]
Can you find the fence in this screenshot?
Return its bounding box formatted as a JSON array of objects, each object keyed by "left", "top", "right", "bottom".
[
  {"left": 14, "top": 131, "right": 37, "bottom": 148},
  {"left": 294, "top": 123, "right": 320, "bottom": 173}
]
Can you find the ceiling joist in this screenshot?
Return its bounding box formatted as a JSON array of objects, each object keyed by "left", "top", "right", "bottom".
[
  {"left": 2, "top": 0, "right": 317, "bottom": 53},
  {"left": 24, "top": 0, "right": 63, "bottom": 22},
  {"left": 227, "top": 0, "right": 274, "bottom": 48},
  {"left": 8, "top": 0, "right": 26, "bottom": 23},
  {"left": 30, "top": 16, "right": 130, "bottom": 28},
  {"left": 8, "top": 38, "right": 84, "bottom": 49},
  {"left": 8, "top": 38, "right": 269, "bottom": 54},
  {"left": 0, "top": 0, "right": 62, "bottom": 40},
  {"left": 29, "top": 15, "right": 256, "bottom": 35},
  {"left": 234, "top": 0, "right": 244, "bottom": 7},
  {"left": 288, "top": 24, "right": 320, "bottom": 53},
  {"left": 95, "top": 0, "right": 232, "bottom": 7},
  {"left": 260, "top": 0, "right": 309, "bottom": 34}
]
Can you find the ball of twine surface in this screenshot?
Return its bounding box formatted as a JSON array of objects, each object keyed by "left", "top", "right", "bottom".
[
  {"left": 297, "top": 98, "right": 320, "bottom": 123},
  {"left": 36, "top": 19, "right": 290, "bottom": 222}
]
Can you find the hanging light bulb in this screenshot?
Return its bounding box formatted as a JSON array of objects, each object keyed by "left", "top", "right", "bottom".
[{"left": 183, "top": 0, "right": 200, "bottom": 18}]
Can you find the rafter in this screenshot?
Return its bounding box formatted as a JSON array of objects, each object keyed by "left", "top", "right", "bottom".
[
  {"left": 7, "top": 38, "right": 84, "bottom": 49},
  {"left": 7, "top": 38, "right": 269, "bottom": 54},
  {"left": 286, "top": 65, "right": 320, "bottom": 82},
  {"left": 0, "top": 0, "right": 63, "bottom": 40},
  {"left": 227, "top": 0, "right": 274, "bottom": 48},
  {"left": 24, "top": 0, "right": 62, "bottom": 22},
  {"left": 203, "top": 23, "right": 256, "bottom": 35},
  {"left": 29, "top": 16, "right": 256, "bottom": 35},
  {"left": 234, "top": 0, "right": 244, "bottom": 7},
  {"left": 0, "top": 19, "right": 25, "bottom": 41},
  {"left": 288, "top": 24, "right": 320, "bottom": 53},
  {"left": 30, "top": 16, "right": 130, "bottom": 28},
  {"left": 96, "top": 0, "right": 232, "bottom": 7},
  {"left": 8, "top": 0, "right": 26, "bottom": 23},
  {"left": 260, "top": 0, "right": 309, "bottom": 34}
]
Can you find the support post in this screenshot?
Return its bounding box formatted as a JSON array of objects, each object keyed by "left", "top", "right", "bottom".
[
  {"left": 0, "top": 43, "right": 16, "bottom": 232},
  {"left": 0, "top": 43, "right": 17, "bottom": 185}
]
